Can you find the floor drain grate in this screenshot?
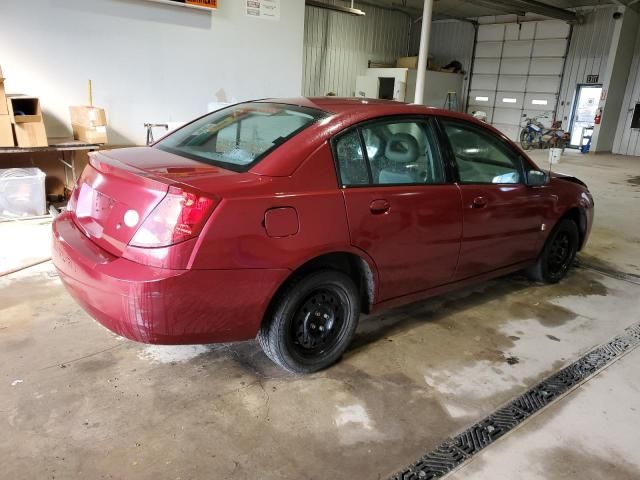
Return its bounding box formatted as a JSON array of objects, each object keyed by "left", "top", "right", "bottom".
[{"left": 390, "top": 322, "right": 640, "bottom": 480}]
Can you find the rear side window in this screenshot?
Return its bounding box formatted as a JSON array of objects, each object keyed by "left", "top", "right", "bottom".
[
  {"left": 334, "top": 119, "right": 446, "bottom": 186},
  {"left": 335, "top": 131, "right": 369, "bottom": 185},
  {"left": 156, "top": 102, "right": 325, "bottom": 172},
  {"left": 441, "top": 120, "right": 523, "bottom": 184}
]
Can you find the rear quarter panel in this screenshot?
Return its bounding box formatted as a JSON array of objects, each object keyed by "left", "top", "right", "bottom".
[{"left": 190, "top": 142, "right": 355, "bottom": 271}]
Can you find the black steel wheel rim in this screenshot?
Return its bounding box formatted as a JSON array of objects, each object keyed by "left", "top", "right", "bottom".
[
  {"left": 288, "top": 287, "right": 348, "bottom": 358},
  {"left": 547, "top": 231, "right": 572, "bottom": 276}
]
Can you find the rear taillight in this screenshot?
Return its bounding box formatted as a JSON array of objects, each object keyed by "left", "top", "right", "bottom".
[{"left": 129, "top": 186, "right": 218, "bottom": 248}]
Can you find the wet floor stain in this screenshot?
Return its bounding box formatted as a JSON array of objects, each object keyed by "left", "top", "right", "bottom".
[
  {"left": 1, "top": 260, "right": 633, "bottom": 480},
  {"left": 536, "top": 446, "right": 640, "bottom": 479},
  {"left": 627, "top": 175, "right": 640, "bottom": 186},
  {"left": 0, "top": 272, "right": 61, "bottom": 312}
]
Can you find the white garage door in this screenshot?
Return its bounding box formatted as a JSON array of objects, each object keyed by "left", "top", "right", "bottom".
[{"left": 467, "top": 21, "right": 570, "bottom": 142}]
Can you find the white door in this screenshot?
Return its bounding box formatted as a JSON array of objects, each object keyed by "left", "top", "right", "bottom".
[
  {"left": 568, "top": 85, "right": 602, "bottom": 147},
  {"left": 468, "top": 21, "right": 570, "bottom": 142}
]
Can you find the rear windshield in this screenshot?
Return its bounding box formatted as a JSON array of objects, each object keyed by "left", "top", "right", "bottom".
[{"left": 155, "top": 102, "right": 325, "bottom": 172}]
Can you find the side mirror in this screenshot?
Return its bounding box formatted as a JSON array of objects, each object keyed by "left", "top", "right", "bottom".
[{"left": 527, "top": 170, "right": 548, "bottom": 187}]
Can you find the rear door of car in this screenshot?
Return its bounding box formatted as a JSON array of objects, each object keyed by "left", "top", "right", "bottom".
[
  {"left": 435, "top": 117, "right": 547, "bottom": 281},
  {"left": 333, "top": 116, "right": 463, "bottom": 302}
]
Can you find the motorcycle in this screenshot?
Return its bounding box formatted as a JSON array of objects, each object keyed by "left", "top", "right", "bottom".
[{"left": 520, "top": 114, "right": 569, "bottom": 150}]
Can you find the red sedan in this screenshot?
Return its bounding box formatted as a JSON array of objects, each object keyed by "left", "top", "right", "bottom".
[{"left": 52, "top": 98, "right": 594, "bottom": 373}]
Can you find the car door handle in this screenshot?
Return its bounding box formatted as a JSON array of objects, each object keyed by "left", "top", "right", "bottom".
[
  {"left": 471, "top": 196, "right": 488, "bottom": 209},
  {"left": 369, "top": 199, "right": 390, "bottom": 214}
]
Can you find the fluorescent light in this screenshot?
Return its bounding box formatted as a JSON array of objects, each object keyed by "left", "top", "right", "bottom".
[
  {"left": 475, "top": 96, "right": 489, "bottom": 102},
  {"left": 532, "top": 99, "right": 548, "bottom": 105},
  {"left": 502, "top": 97, "right": 517, "bottom": 103}
]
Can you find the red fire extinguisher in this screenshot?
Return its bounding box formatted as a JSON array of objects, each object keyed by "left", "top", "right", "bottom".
[{"left": 594, "top": 108, "right": 602, "bottom": 125}]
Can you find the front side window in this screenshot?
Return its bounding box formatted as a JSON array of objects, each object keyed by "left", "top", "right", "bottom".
[
  {"left": 334, "top": 119, "right": 445, "bottom": 187},
  {"left": 441, "top": 120, "right": 523, "bottom": 184},
  {"left": 156, "top": 103, "right": 325, "bottom": 172}
]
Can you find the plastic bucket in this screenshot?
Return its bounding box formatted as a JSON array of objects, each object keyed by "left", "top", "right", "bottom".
[{"left": 549, "top": 148, "right": 562, "bottom": 165}]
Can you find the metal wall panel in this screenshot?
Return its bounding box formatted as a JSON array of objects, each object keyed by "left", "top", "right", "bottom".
[
  {"left": 613, "top": 27, "right": 640, "bottom": 156},
  {"left": 302, "top": 1, "right": 410, "bottom": 97},
  {"left": 556, "top": 6, "right": 619, "bottom": 129}
]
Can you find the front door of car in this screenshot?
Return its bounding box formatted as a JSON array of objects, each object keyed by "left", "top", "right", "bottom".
[
  {"left": 333, "top": 118, "right": 463, "bottom": 302},
  {"left": 438, "top": 118, "right": 547, "bottom": 281}
]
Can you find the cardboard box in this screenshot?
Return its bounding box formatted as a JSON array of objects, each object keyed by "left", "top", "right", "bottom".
[
  {"left": 5, "top": 95, "right": 48, "bottom": 147},
  {"left": 69, "top": 106, "right": 108, "bottom": 144},
  {"left": 395, "top": 56, "right": 434, "bottom": 70},
  {"left": 0, "top": 67, "right": 8, "bottom": 116},
  {"left": 69, "top": 106, "right": 107, "bottom": 127},
  {"left": 7, "top": 95, "right": 44, "bottom": 124},
  {"left": 0, "top": 114, "right": 14, "bottom": 147},
  {"left": 0, "top": 83, "right": 7, "bottom": 116},
  {"left": 71, "top": 123, "right": 107, "bottom": 144},
  {"left": 396, "top": 56, "right": 419, "bottom": 69},
  {"left": 14, "top": 122, "right": 48, "bottom": 148}
]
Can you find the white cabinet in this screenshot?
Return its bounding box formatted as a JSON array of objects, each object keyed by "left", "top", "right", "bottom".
[{"left": 355, "top": 67, "right": 464, "bottom": 109}]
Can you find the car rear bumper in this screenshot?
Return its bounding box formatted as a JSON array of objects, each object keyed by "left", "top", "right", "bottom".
[{"left": 52, "top": 212, "right": 289, "bottom": 344}]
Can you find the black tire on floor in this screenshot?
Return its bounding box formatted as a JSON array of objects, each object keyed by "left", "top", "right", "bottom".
[
  {"left": 258, "top": 270, "right": 360, "bottom": 374},
  {"left": 527, "top": 219, "right": 579, "bottom": 284}
]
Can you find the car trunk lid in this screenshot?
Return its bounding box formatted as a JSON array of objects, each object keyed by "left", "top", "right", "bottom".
[{"left": 69, "top": 148, "right": 236, "bottom": 256}]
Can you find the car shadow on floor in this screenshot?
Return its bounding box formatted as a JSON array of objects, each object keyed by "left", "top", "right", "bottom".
[
  {"left": 348, "top": 272, "right": 536, "bottom": 354},
  {"left": 210, "top": 268, "right": 606, "bottom": 379}
]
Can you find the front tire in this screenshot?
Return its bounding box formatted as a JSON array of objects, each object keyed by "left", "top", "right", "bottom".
[
  {"left": 527, "top": 219, "right": 579, "bottom": 283},
  {"left": 520, "top": 130, "right": 532, "bottom": 150},
  {"left": 258, "top": 270, "right": 360, "bottom": 374}
]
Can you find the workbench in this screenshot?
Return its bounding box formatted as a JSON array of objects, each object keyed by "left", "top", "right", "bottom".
[{"left": 0, "top": 138, "right": 100, "bottom": 191}]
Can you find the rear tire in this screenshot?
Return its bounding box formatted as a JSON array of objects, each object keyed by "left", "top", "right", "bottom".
[
  {"left": 527, "top": 219, "right": 579, "bottom": 283},
  {"left": 258, "top": 270, "right": 360, "bottom": 374}
]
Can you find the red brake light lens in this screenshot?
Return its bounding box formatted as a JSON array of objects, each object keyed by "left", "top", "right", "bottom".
[{"left": 129, "top": 186, "right": 218, "bottom": 248}]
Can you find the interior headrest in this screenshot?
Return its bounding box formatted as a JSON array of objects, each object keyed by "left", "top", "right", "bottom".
[{"left": 385, "top": 133, "right": 419, "bottom": 163}]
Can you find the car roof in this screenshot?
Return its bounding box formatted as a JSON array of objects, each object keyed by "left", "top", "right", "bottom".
[
  {"left": 251, "top": 97, "right": 534, "bottom": 177},
  {"left": 259, "top": 96, "right": 440, "bottom": 115}
]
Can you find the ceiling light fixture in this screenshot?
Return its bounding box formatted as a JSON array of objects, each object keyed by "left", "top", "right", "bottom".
[{"left": 305, "top": 0, "right": 366, "bottom": 16}]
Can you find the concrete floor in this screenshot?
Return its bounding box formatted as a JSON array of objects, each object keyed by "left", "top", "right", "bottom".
[
  {"left": 1, "top": 150, "right": 639, "bottom": 479},
  {"left": 448, "top": 346, "right": 640, "bottom": 480}
]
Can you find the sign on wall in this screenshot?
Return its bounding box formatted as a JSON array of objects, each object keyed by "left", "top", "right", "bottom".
[
  {"left": 586, "top": 74, "right": 599, "bottom": 84},
  {"left": 245, "top": 0, "right": 280, "bottom": 20}
]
